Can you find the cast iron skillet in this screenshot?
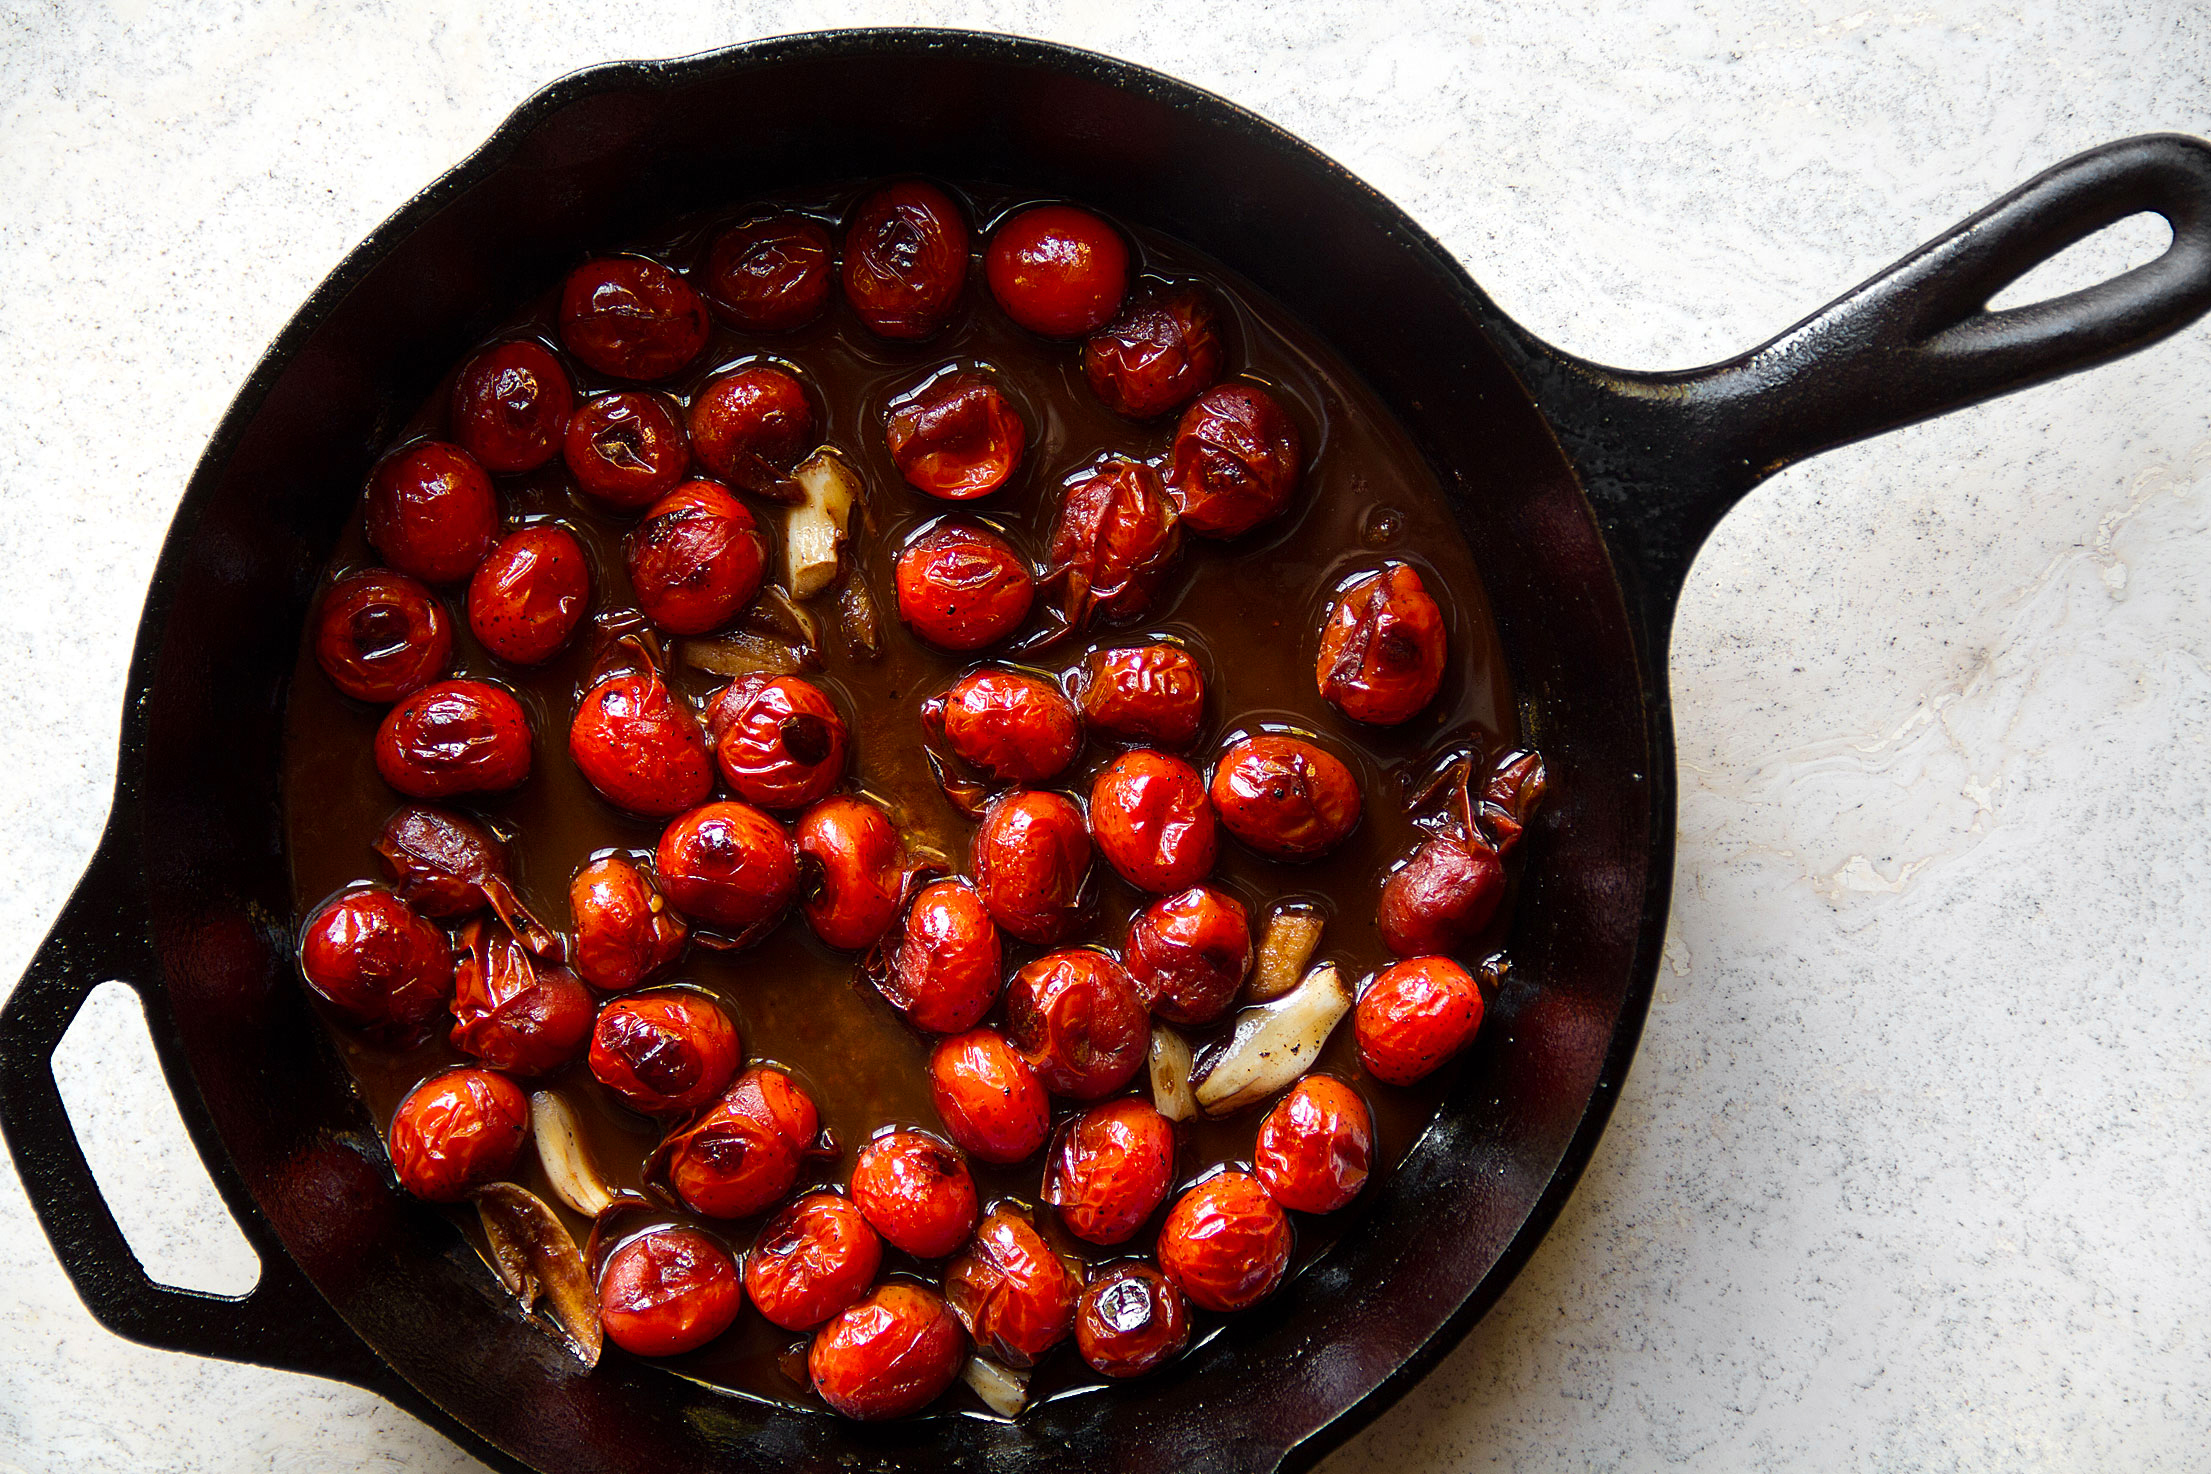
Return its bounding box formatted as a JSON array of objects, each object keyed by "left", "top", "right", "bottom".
[{"left": 4, "top": 29, "right": 2208, "bottom": 1474}]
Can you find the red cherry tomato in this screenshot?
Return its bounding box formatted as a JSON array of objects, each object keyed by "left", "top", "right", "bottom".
[
  {"left": 1124, "top": 885, "right": 1251, "bottom": 1026},
  {"left": 687, "top": 366, "right": 814, "bottom": 480},
  {"left": 588, "top": 991, "right": 741, "bottom": 1117},
  {"left": 1045, "top": 460, "right": 1180, "bottom": 629},
  {"left": 885, "top": 373, "right": 1026, "bottom": 499},
  {"left": 744, "top": 1192, "right": 884, "bottom": 1332},
  {"left": 1354, "top": 956, "right": 1484, "bottom": 1086},
  {"left": 563, "top": 391, "right": 691, "bottom": 509},
  {"left": 1157, "top": 1170, "right": 1292, "bottom": 1313},
  {"left": 1004, "top": 949, "right": 1148, "bottom": 1101},
  {"left": 924, "top": 667, "right": 1080, "bottom": 784},
  {"left": 808, "top": 1282, "right": 966, "bottom": 1421},
  {"left": 449, "top": 341, "right": 572, "bottom": 474},
  {"left": 625, "top": 481, "right": 767, "bottom": 635},
  {"left": 795, "top": 795, "right": 904, "bottom": 952},
  {"left": 297, "top": 888, "right": 453, "bottom": 1040},
  {"left": 364, "top": 442, "right": 498, "bottom": 584},
  {"left": 1316, "top": 563, "right": 1448, "bottom": 726},
  {"left": 466, "top": 525, "right": 588, "bottom": 666},
  {"left": 971, "top": 789, "right": 1090, "bottom": 945},
  {"left": 927, "top": 1029, "right": 1050, "bottom": 1165},
  {"left": 374, "top": 679, "right": 532, "bottom": 798},
  {"left": 1078, "top": 644, "right": 1205, "bottom": 748},
  {"left": 704, "top": 674, "right": 847, "bottom": 811},
  {"left": 1043, "top": 1097, "right": 1175, "bottom": 1245},
  {"left": 1075, "top": 1262, "right": 1190, "bottom": 1378},
  {"left": 655, "top": 801, "right": 798, "bottom": 936},
  {"left": 1254, "top": 1075, "right": 1373, "bottom": 1214},
  {"left": 600, "top": 1226, "right": 743, "bottom": 1357},
  {"left": 841, "top": 181, "right": 969, "bottom": 340},
  {"left": 1088, "top": 749, "right": 1218, "bottom": 894},
  {"left": 986, "top": 204, "right": 1130, "bottom": 338},
  {"left": 1208, "top": 734, "right": 1362, "bottom": 861},
  {"left": 569, "top": 656, "right": 714, "bottom": 816},
  {"left": 387, "top": 1067, "right": 529, "bottom": 1203},
  {"left": 558, "top": 256, "right": 709, "bottom": 381},
  {"left": 568, "top": 853, "right": 689, "bottom": 991},
  {"left": 1083, "top": 286, "right": 1224, "bottom": 420},
  {"left": 313, "top": 570, "right": 452, "bottom": 703},
  {"left": 1167, "top": 382, "right": 1303, "bottom": 538},
  {"left": 660, "top": 1065, "right": 820, "bottom": 1219},
  {"left": 880, "top": 880, "right": 1001, "bottom": 1034},
  {"left": 702, "top": 215, "right": 834, "bottom": 332},
  {"left": 449, "top": 917, "right": 592, "bottom": 1076},
  {"left": 1376, "top": 832, "right": 1504, "bottom": 957},
  {"left": 893, "top": 522, "right": 1035, "bottom": 651},
  {"left": 850, "top": 1129, "right": 978, "bottom": 1259},
  {"left": 944, "top": 1207, "right": 1078, "bottom": 1367},
  {"left": 372, "top": 806, "right": 509, "bottom": 920}
]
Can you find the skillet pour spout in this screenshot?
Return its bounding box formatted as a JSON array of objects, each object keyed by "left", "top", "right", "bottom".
[{"left": 2, "top": 30, "right": 2208, "bottom": 1474}]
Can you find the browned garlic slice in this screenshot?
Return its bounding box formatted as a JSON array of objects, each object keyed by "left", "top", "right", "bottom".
[
  {"left": 530, "top": 1090, "right": 615, "bottom": 1218},
  {"left": 473, "top": 1182, "right": 603, "bottom": 1367},
  {"left": 785, "top": 448, "right": 860, "bottom": 599},
  {"left": 1149, "top": 1024, "right": 1198, "bottom": 1123},
  {"left": 677, "top": 632, "right": 803, "bottom": 678},
  {"left": 961, "top": 1353, "right": 1030, "bottom": 1417},
  {"left": 1192, "top": 962, "right": 1351, "bottom": 1116},
  {"left": 1248, "top": 903, "right": 1324, "bottom": 1002}
]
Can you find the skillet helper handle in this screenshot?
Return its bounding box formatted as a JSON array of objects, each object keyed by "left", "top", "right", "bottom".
[{"left": 0, "top": 831, "right": 385, "bottom": 1386}]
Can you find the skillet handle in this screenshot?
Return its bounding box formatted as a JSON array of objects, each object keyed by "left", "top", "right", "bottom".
[
  {"left": 0, "top": 826, "right": 387, "bottom": 1387},
  {"left": 1498, "top": 132, "right": 2211, "bottom": 626}
]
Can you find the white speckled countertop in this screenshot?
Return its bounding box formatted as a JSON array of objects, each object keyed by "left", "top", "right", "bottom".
[{"left": 3, "top": 4, "right": 2207, "bottom": 1471}]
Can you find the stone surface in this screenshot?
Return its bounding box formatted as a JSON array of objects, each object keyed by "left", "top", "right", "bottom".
[{"left": 1, "top": 3, "right": 2206, "bottom": 1471}]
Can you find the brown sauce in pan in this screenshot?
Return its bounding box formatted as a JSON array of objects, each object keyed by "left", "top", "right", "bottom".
[{"left": 281, "top": 180, "right": 1520, "bottom": 1414}]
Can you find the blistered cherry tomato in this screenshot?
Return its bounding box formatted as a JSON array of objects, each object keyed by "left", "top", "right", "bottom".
[
  {"left": 744, "top": 1192, "right": 883, "bottom": 1331},
  {"left": 928, "top": 1030, "right": 1050, "bottom": 1165},
  {"left": 1043, "top": 1097, "right": 1175, "bottom": 1245},
  {"left": 466, "top": 525, "right": 588, "bottom": 665},
  {"left": 972, "top": 789, "right": 1090, "bottom": 945},
  {"left": 704, "top": 674, "right": 847, "bottom": 811},
  {"left": 625, "top": 481, "right": 767, "bottom": 635},
  {"left": 1075, "top": 1262, "right": 1189, "bottom": 1378},
  {"left": 1376, "top": 832, "right": 1504, "bottom": 957},
  {"left": 1045, "top": 460, "right": 1180, "bottom": 628},
  {"left": 1254, "top": 1075, "right": 1373, "bottom": 1214},
  {"left": 558, "top": 257, "right": 709, "bottom": 381},
  {"left": 688, "top": 366, "right": 813, "bottom": 481},
  {"left": 563, "top": 391, "right": 691, "bottom": 509},
  {"left": 880, "top": 880, "right": 1000, "bottom": 1034},
  {"left": 569, "top": 853, "right": 689, "bottom": 991},
  {"left": 374, "top": 806, "right": 508, "bottom": 920},
  {"left": 298, "top": 889, "right": 453, "bottom": 1039},
  {"left": 570, "top": 653, "right": 714, "bottom": 816},
  {"left": 450, "top": 341, "right": 572, "bottom": 474},
  {"left": 655, "top": 801, "right": 797, "bottom": 935},
  {"left": 944, "top": 1207, "right": 1077, "bottom": 1366},
  {"left": 375, "top": 680, "right": 532, "bottom": 798},
  {"left": 703, "top": 215, "right": 834, "bottom": 332},
  {"left": 449, "top": 917, "right": 592, "bottom": 1076},
  {"left": 808, "top": 1282, "right": 966, "bottom": 1421},
  {"left": 365, "top": 442, "right": 498, "bottom": 584},
  {"left": 1209, "top": 734, "right": 1362, "bottom": 861},
  {"left": 387, "top": 1067, "right": 528, "bottom": 1203},
  {"left": 893, "top": 523, "right": 1035, "bottom": 651},
  {"left": 313, "top": 570, "right": 452, "bottom": 704},
  {"left": 1005, "top": 949, "right": 1148, "bottom": 1100},
  {"left": 796, "top": 796, "right": 904, "bottom": 952},
  {"left": 885, "top": 374, "right": 1026, "bottom": 499},
  {"left": 1124, "top": 885, "right": 1250, "bottom": 1026},
  {"left": 1078, "top": 644, "right": 1204, "bottom": 748},
  {"left": 850, "top": 1129, "right": 978, "bottom": 1259},
  {"left": 588, "top": 991, "right": 741, "bottom": 1116},
  {"left": 1089, "top": 750, "right": 1217, "bottom": 894},
  {"left": 661, "top": 1065, "right": 820, "bottom": 1219},
  {"left": 986, "top": 204, "right": 1129, "bottom": 338},
  {"left": 1157, "top": 1170, "right": 1291, "bottom": 1313},
  {"left": 1083, "top": 286, "right": 1224, "bottom": 420},
  {"left": 842, "top": 181, "right": 969, "bottom": 340},
  {"left": 1316, "top": 563, "right": 1448, "bottom": 726},
  {"left": 923, "top": 667, "right": 1079, "bottom": 784},
  {"left": 1168, "top": 382, "right": 1303, "bottom": 538},
  {"left": 600, "top": 1226, "right": 743, "bottom": 1356},
  {"left": 1354, "top": 956, "right": 1484, "bottom": 1086}
]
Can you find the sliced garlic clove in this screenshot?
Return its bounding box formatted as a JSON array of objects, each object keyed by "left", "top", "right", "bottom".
[
  {"left": 1149, "top": 1024, "right": 1198, "bottom": 1123},
  {"left": 473, "top": 1181, "right": 603, "bottom": 1367},
  {"left": 1248, "top": 902, "right": 1324, "bottom": 1002},
  {"left": 677, "top": 632, "right": 805, "bottom": 678},
  {"left": 1192, "top": 962, "right": 1351, "bottom": 1117},
  {"left": 531, "top": 1090, "right": 616, "bottom": 1218},
  {"left": 961, "top": 1353, "right": 1030, "bottom": 1417},
  {"left": 785, "top": 447, "right": 860, "bottom": 599}
]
